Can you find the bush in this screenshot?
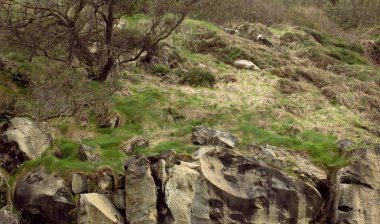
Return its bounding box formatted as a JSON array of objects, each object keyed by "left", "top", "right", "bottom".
[
  {"left": 151, "top": 64, "right": 170, "bottom": 76},
  {"left": 180, "top": 68, "right": 216, "bottom": 87}
]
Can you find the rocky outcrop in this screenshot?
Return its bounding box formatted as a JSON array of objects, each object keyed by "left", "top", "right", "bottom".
[
  {"left": 165, "top": 164, "right": 199, "bottom": 224},
  {"left": 13, "top": 168, "right": 75, "bottom": 224},
  {"left": 78, "top": 145, "right": 100, "bottom": 162},
  {"left": 124, "top": 155, "right": 157, "bottom": 224},
  {"left": 335, "top": 145, "right": 380, "bottom": 223},
  {"left": 78, "top": 193, "right": 124, "bottom": 224},
  {"left": 233, "top": 59, "right": 261, "bottom": 70},
  {"left": 0, "top": 118, "right": 52, "bottom": 172},
  {"left": 72, "top": 173, "right": 90, "bottom": 194},
  {"left": 190, "top": 150, "right": 323, "bottom": 223},
  {"left": 120, "top": 136, "right": 149, "bottom": 154},
  {"left": 191, "top": 126, "right": 238, "bottom": 148}
]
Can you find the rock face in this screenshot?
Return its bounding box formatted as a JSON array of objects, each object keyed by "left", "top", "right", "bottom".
[
  {"left": 165, "top": 165, "right": 199, "bottom": 224},
  {"left": 78, "top": 193, "right": 124, "bottom": 224},
  {"left": 72, "top": 173, "right": 90, "bottom": 194},
  {"left": 120, "top": 136, "right": 149, "bottom": 154},
  {"left": 190, "top": 150, "right": 323, "bottom": 224},
  {"left": 0, "top": 117, "right": 52, "bottom": 172},
  {"left": 335, "top": 145, "right": 380, "bottom": 223},
  {"left": 191, "top": 126, "right": 238, "bottom": 148},
  {"left": 233, "top": 59, "right": 261, "bottom": 70},
  {"left": 78, "top": 144, "right": 100, "bottom": 162},
  {"left": 13, "top": 168, "right": 75, "bottom": 224},
  {"left": 124, "top": 155, "right": 157, "bottom": 224}
]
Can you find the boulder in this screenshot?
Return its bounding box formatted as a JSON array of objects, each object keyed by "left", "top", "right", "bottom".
[
  {"left": 111, "top": 189, "right": 126, "bottom": 211},
  {"left": 124, "top": 155, "right": 157, "bottom": 224},
  {"left": 151, "top": 159, "right": 168, "bottom": 189},
  {"left": 78, "top": 193, "right": 124, "bottom": 224},
  {"left": 257, "top": 34, "right": 275, "bottom": 47},
  {"left": 191, "top": 126, "right": 238, "bottom": 148},
  {"left": 120, "top": 136, "right": 149, "bottom": 154},
  {"left": 72, "top": 173, "right": 90, "bottom": 194},
  {"left": 0, "top": 117, "right": 52, "bottom": 172},
  {"left": 13, "top": 168, "right": 75, "bottom": 224},
  {"left": 335, "top": 145, "right": 380, "bottom": 223},
  {"left": 233, "top": 59, "right": 261, "bottom": 70},
  {"left": 99, "top": 112, "right": 123, "bottom": 129},
  {"left": 165, "top": 164, "right": 199, "bottom": 224},
  {"left": 78, "top": 145, "right": 100, "bottom": 162},
  {"left": 97, "top": 170, "right": 114, "bottom": 194},
  {"left": 190, "top": 150, "right": 323, "bottom": 223}
]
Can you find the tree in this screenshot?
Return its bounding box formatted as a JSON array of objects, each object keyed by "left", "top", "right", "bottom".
[{"left": 0, "top": 0, "right": 198, "bottom": 82}]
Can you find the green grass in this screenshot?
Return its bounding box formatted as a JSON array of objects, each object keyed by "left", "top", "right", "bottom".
[
  {"left": 327, "top": 47, "right": 367, "bottom": 65},
  {"left": 134, "top": 141, "right": 197, "bottom": 156},
  {"left": 235, "top": 122, "right": 347, "bottom": 167}
]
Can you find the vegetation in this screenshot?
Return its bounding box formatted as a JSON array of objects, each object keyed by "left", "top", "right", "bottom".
[{"left": 179, "top": 67, "right": 216, "bottom": 87}]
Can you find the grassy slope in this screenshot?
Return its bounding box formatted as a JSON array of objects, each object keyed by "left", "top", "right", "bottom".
[{"left": 2, "top": 19, "right": 380, "bottom": 180}]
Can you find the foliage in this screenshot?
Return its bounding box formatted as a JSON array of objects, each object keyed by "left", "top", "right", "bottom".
[
  {"left": 180, "top": 68, "right": 216, "bottom": 87},
  {"left": 151, "top": 64, "right": 171, "bottom": 76}
]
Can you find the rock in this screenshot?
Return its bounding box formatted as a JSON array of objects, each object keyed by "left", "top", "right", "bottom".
[
  {"left": 337, "top": 139, "right": 354, "bottom": 153},
  {"left": 335, "top": 146, "right": 380, "bottom": 223},
  {"left": 190, "top": 150, "right": 323, "bottom": 223},
  {"left": 191, "top": 126, "right": 238, "bottom": 148},
  {"left": 13, "top": 168, "right": 75, "bottom": 224},
  {"left": 233, "top": 59, "right": 261, "bottom": 70},
  {"left": 99, "top": 112, "right": 123, "bottom": 129},
  {"left": 0, "top": 209, "right": 19, "bottom": 224},
  {"left": 224, "top": 28, "right": 238, "bottom": 35},
  {"left": 79, "top": 193, "right": 124, "bottom": 224},
  {"left": 147, "top": 149, "right": 177, "bottom": 164},
  {"left": 111, "top": 189, "right": 126, "bottom": 211},
  {"left": 78, "top": 144, "right": 100, "bottom": 162},
  {"left": 124, "top": 155, "right": 157, "bottom": 223},
  {"left": 165, "top": 164, "right": 200, "bottom": 224},
  {"left": 191, "top": 146, "right": 220, "bottom": 160},
  {"left": 120, "top": 136, "right": 149, "bottom": 154},
  {"left": 97, "top": 170, "right": 114, "bottom": 193},
  {"left": 0, "top": 117, "right": 52, "bottom": 172},
  {"left": 151, "top": 159, "right": 168, "bottom": 189},
  {"left": 178, "top": 161, "right": 200, "bottom": 170},
  {"left": 257, "top": 34, "right": 275, "bottom": 47},
  {"left": 72, "top": 173, "right": 90, "bottom": 194}
]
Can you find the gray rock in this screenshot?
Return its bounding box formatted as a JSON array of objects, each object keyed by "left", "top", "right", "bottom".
[
  {"left": 111, "top": 189, "right": 126, "bottom": 211},
  {"left": 0, "top": 117, "right": 52, "bottom": 172},
  {"left": 125, "top": 155, "right": 157, "bottom": 223},
  {"left": 191, "top": 126, "right": 238, "bottom": 148},
  {"left": 120, "top": 136, "right": 149, "bottom": 154},
  {"left": 233, "top": 59, "right": 261, "bottom": 70},
  {"left": 79, "top": 193, "right": 124, "bottom": 224},
  {"left": 72, "top": 173, "right": 90, "bottom": 194},
  {"left": 78, "top": 144, "right": 100, "bottom": 162},
  {"left": 335, "top": 146, "right": 380, "bottom": 223},
  {"left": 99, "top": 112, "right": 123, "bottom": 129},
  {"left": 151, "top": 159, "right": 168, "bottom": 189},
  {"left": 14, "top": 168, "right": 75, "bottom": 224},
  {"left": 190, "top": 150, "right": 323, "bottom": 223}
]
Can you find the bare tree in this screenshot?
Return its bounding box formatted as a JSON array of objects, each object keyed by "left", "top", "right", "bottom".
[{"left": 0, "top": 0, "right": 198, "bottom": 82}]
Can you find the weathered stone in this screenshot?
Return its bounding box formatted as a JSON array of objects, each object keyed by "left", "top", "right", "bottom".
[
  {"left": 165, "top": 164, "right": 199, "bottom": 224},
  {"left": 233, "top": 59, "right": 261, "bottom": 70},
  {"left": 191, "top": 126, "right": 238, "bottom": 149},
  {"left": 190, "top": 150, "right": 323, "bottom": 223},
  {"left": 120, "top": 136, "right": 149, "bottom": 154},
  {"left": 147, "top": 149, "right": 177, "bottom": 164},
  {"left": 191, "top": 146, "right": 220, "bottom": 160},
  {"left": 79, "top": 193, "right": 124, "bottom": 224},
  {"left": 124, "top": 155, "right": 157, "bottom": 224},
  {"left": 257, "top": 34, "right": 275, "bottom": 47},
  {"left": 97, "top": 170, "right": 114, "bottom": 194},
  {"left": 335, "top": 146, "right": 380, "bottom": 223},
  {"left": 111, "top": 189, "right": 126, "bottom": 211},
  {"left": 14, "top": 168, "right": 75, "bottom": 224},
  {"left": 151, "top": 159, "right": 168, "bottom": 189},
  {"left": 99, "top": 112, "right": 123, "bottom": 129},
  {"left": 0, "top": 117, "right": 52, "bottom": 172},
  {"left": 78, "top": 144, "right": 100, "bottom": 162},
  {"left": 72, "top": 173, "right": 90, "bottom": 194}
]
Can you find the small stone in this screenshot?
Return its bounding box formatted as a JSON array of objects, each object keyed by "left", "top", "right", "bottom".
[
  {"left": 233, "top": 59, "right": 261, "bottom": 70},
  {"left": 191, "top": 126, "right": 238, "bottom": 148},
  {"left": 72, "top": 173, "right": 89, "bottom": 194},
  {"left": 78, "top": 144, "right": 100, "bottom": 162},
  {"left": 120, "top": 136, "right": 149, "bottom": 154}
]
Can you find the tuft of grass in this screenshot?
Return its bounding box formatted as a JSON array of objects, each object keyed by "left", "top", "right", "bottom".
[
  {"left": 327, "top": 47, "right": 367, "bottom": 65},
  {"left": 151, "top": 64, "right": 170, "bottom": 76},
  {"left": 134, "top": 141, "right": 197, "bottom": 156},
  {"left": 179, "top": 67, "right": 216, "bottom": 88}
]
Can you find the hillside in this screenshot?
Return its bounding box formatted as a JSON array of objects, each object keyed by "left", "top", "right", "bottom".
[{"left": 1, "top": 17, "right": 380, "bottom": 224}]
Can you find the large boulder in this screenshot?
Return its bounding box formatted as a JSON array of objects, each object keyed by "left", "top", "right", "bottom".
[
  {"left": 191, "top": 126, "right": 238, "bottom": 149},
  {"left": 0, "top": 118, "right": 52, "bottom": 172},
  {"left": 165, "top": 165, "right": 199, "bottom": 224},
  {"left": 233, "top": 59, "right": 261, "bottom": 70},
  {"left": 190, "top": 150, "right": 323, "bottom": 223},
  {"left": 13, "top": 168, "right": 75, "bottom": 224},
  {"left": 335, "top": 145, "right": 380, "bottom": 223},
  {"left": 124, "top": 155, "right": 157, "bottom": 224},
  {"left": 78, "top": 193, "right": 124, "bottom": 224}
]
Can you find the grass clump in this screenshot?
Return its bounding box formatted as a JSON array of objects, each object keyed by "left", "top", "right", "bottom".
[
  {"left": 151, "top": 64, "right": 170, "bottom": 76},
  {"left": 180, "top": 67, "right": 216, "bottom": 88},
  {"left": 134, "top": 141, "right": 197, "bottom": 156},
  {"left": 327, "top": 47, "right": 367, "bottom": 65}
]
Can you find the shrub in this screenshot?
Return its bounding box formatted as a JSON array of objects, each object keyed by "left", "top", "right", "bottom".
[
  {"left": 180, "top": 68, "right": 216, "bottom": 88},
  {"left": 151, "top": 64, "right": 170, "bottom": 76}
]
